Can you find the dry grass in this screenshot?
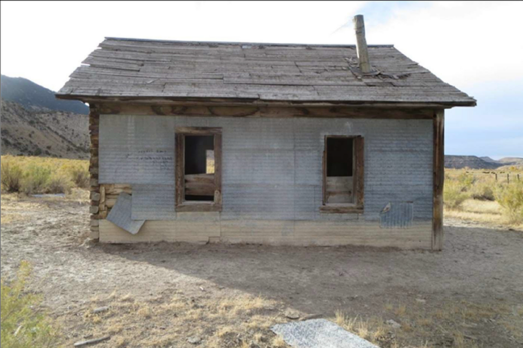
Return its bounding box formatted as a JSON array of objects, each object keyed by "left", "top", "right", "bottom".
[
  {"left": 445, "top": 199, "right": 523, "bottom": 229},
  {"left": 446, "top": 199, "right": 503, "bottom": 223},
  {"left": 334, "top": 310, "right": 358, "bottom": 331},
  {"left": 271, "top": 335, "right": 288, "bottom": 347},
  {"left": 332, "top": 313, "right": 388, "bottom": 345},
  {"left": 445, "top": 168, "right": 523, "bottom": 229},
  {"left": 1, "top": 192, "right": 88, "bottom": 230},
  {"left": 214, "top": 294, "right": 269, "bottom": 316},
  {"left": 0, "top": 212, "right": 22, "bottom": 224},
  {"left": 331, "top": 297, "right": 521, "bottom": 348},
  {"left": 136, "top": 305, "right": 151, "bottom": 318},
  {"left": 394, "top": 304, "right": 406, "bottom": 317},
  {"left": 58, "top": 290, "right": 289, "bottom": 348},
  {"left": 1, "top": 261, "right": 60, "bottom": 348},
  {"left": 113, "top": 336, "right": 127, "bottom": 347},
  {"left": 0, "top": 155, "right": 89, "bottom": 194}
]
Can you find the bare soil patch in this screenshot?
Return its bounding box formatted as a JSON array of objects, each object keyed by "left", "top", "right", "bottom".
[{"left": 1, "top": 193, "right": 522, "bottom": 347}]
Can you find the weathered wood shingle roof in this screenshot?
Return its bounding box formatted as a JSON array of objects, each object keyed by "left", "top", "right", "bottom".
[{"left": 57, "top": 38, "right": 476, "bottom": 107}]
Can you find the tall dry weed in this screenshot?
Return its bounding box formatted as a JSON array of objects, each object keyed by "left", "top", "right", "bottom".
[
  {"left": 495, "top": 181, "right": 523, "bottom": 223},
  {"left": 1, "top": 157, "right": 23, "bottom": 192}
]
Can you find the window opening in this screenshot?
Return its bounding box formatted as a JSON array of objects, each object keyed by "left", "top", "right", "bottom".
[
  {"left": 184, "top": 135, "right": 214, "bottom": 201},
  {"left": 325, "top": 137, "right": 355, "bottom": 204}
]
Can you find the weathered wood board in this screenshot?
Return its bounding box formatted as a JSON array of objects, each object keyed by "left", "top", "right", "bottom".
[{"left": 57, "top": 38, "right": 476, "bottom": 107}]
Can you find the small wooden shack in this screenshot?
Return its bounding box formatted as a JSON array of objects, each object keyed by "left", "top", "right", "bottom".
[{"left": 57, "top": 16, "right": 475, "bottom": 249}]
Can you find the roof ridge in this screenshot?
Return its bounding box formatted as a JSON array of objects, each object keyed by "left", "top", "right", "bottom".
[{"left": 104, "top": 37, "right": 395, "bottom": 48}]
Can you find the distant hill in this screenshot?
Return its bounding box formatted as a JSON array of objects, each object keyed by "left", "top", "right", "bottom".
[
  {"left": 445, "top": 155, "right": 523, "bottom": 169},
  {"left": 497, "top": 157, "right": 523, "bottom": 166},
  {"left": 479, "top": 156, "right": 497, "bottom": 163},
  {"left": 1, "top": 75, "right": 88, "bottom": 114},
  {"left": 445, "top": 155, "right": 500, "bottom": 169},
  {"left": 1, "top": 99, "right": 88, "bottom": 159}
]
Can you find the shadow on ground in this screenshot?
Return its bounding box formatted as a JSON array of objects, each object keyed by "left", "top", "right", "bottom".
[{"left": 96, "top": 225, "right": 523, "bottom": 317}]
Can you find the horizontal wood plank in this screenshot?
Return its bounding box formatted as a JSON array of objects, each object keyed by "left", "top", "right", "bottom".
[
  {"left": 320, "top": 204, "right": 363, "bottom": 214},
  {"left": 99, "top": 219, "right": 432, "bottom": 249},
  {"left": 176, "top": 202, "right": 221, "bottom": 212},
  {"left": 326, "top": 176, "right": 353, "bottom": 204},
  {"left": 185, "top": 174, "right": 215, "bottom": 196},
  {"left": 97, "top": 103, "right": 435, "bottom": 119}
]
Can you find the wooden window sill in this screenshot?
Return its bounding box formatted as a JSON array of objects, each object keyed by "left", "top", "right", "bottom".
[
  {"left": 320, "top": 204, "right": 363, "bottom": 214},
  {"left": 176, "top": 202, "right": 222, "bottom": 212}
]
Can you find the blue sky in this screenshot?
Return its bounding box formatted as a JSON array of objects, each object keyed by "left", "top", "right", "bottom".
[
  {"left": 357, "top": 2, "right": 523, "bottom": 159},
  {"left": 446, "top": 80, "right": 523, "bottom": 159},
  {"left": 2, "top": 1, "right": 522, "bottom": 158}
]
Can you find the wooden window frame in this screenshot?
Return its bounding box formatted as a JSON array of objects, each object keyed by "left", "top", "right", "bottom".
[
  {"left": 175, "top": 127, "right": 222, "bottom": 212},
  {"left": 320, "top": 135, "right": 364, "bottom": 214}
]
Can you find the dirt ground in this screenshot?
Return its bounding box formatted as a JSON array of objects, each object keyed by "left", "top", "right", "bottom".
[{"left": 1, "top": 192, "right": 522, "bottom": 348}]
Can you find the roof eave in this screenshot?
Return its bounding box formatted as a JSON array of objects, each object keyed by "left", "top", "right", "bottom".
[{"left": 55, "top": 93, "right": 477, "bottom": 108}]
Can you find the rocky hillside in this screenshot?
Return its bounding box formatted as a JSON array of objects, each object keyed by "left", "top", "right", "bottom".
[
  {"left": 1, "top": 99, "right": 88, "bottom": 159},
  {"left": 479, "top": 156, "right": 497, "bottom": 163},
  {"left": 1, "top": 75, "right": 88, "bottom": 114},
  {"left": 445, "top": 155, "right": 523, "bottom": 169},
  {"left": 497, "top": 157, "right": 523, "bottom": 166}
]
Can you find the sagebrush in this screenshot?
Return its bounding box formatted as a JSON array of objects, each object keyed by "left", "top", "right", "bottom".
[
  {"left": 444, "top": 180, "right": 469, "bottom": 209},
  {"left": 21, "top": 165, "right": 52, "bottom": 194},
  {"left": 470, "top": 182, "right": 496, "bottom": 201},
  {"left": 445, "top": 168, "right": 523, "bottom": 226},
  {"left": 495, "top": 181, "right": 523, "bottom": 223},
  {"left": 1, "top": 155, "right": 89, "bottom": 194},
  {"left": 68, "top": 165, "right": 90, "bottom": 188},
  {"left": 1, "top": 158, "right": 23, "bottom": 192}
]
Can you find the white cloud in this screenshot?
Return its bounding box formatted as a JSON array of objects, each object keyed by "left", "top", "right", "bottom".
[
  {"left": 330, "top": 2, "right": 523, "bottom": 89},
  {"left": 1, "top": 1, "right": 365, "bottom": 91},
  {"left": 3, "top": 2, "right": 522, "bottom": 91},
  {"left": 1, "top": 1, "right": 521, "bottom": 158}
]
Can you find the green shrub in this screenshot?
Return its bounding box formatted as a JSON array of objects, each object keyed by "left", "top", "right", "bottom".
[
  {"left": 1, "top": 261, "right": 59, "bottom": 348},
  {"left": 444, "top": 181, "right": 469, "bottom": 209},
  {"left": 68, "top": 165, "right": 89, "bottom": 189},
  {"left": 495, "top": 182, "right": 523, "bottom": 223},
  {"left": 1, "top": 159, "right": 24, "bottom": 192},
  {"left": 456, "top": 172, "right": 475, "bottom": 191},
  {"left": 47, "top": 174, "right": 72, "bottom": 194},
  {"left": 21, "top": 165, "right": 51, "bottom": 194},
  {"left": 470, "top": 182, "right": 496, "bottom": 201},
  {"left": 1, "top": 156, "right": 89, "bottom": 193}
]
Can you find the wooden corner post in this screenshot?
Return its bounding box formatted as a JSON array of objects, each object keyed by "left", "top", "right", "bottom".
[
  {"left": 88, "top": 104, "right": 101, "bottom": 241},
  {"left": 432, "top": 110, "right": 445, "bottom": 250}
]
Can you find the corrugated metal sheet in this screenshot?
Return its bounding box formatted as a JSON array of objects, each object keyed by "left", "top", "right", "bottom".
[
  {"left": 99, "top": 115, "right": 175, "bottom": 184},
  {"left": 132, "top": 184, "right": 176, "bottom": 220},
  {"left": 107, "top": 193, "right": 145, "bottom": 234},
  {"left": 221, "top": 184, "right": 295, "bottom": 220},
  {"left": 99, "top": 115, "right": 433, "bottom": 222},
  {"left": 222, "top": 150, "right": 294, "bottom": 185},
  {"left": 272, "top": 319, "right": 379, "bottom": 348},
  {"left": 380, "top": 202, "right": 414, "bottom": 228}
]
